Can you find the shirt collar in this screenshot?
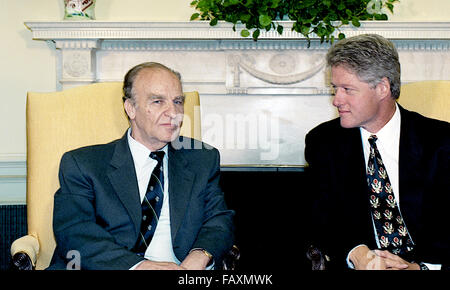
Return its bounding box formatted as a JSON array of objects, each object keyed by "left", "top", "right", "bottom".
[
  {"left": 127, "top": 128, "right": 168, "bottom": 169},
  {"left": 360, "top": 102, "right": 401, "bottom": 144}
]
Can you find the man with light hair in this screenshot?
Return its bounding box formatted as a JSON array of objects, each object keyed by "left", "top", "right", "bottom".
[{"left": 305, "top": 34, "right": 450, "bottom": 270}]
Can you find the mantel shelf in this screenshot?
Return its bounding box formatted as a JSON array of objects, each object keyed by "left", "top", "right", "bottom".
[{"left": 25, "top": 21, "right": 450, "bottom": 41}]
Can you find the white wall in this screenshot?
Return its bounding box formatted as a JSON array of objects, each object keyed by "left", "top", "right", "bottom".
[
  {"left": 389, "top": 0, "right": 450, "bottom": 21},
  {"left": 0, "top": 0, "right": 449, "bottom": 203}
]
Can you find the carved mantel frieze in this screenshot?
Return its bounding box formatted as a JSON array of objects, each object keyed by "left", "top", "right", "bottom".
[{"left": 25, "top": 21, "right": 450, "bottom": 90}]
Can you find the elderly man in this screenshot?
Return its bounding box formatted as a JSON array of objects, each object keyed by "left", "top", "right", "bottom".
[{"left": 48, "top": 62, "right": 235, "bottom": 270}]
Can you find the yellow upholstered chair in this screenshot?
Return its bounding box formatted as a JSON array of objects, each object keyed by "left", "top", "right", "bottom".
[
  {"left": 398, "top": 80, "right": 450, "bottom": 122},
  {"left": 10, "top": 82, "right": 201, "bottom": 270}
]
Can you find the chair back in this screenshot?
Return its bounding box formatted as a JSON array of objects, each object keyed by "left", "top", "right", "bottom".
[
  {"left": 25, "top": 82, "right": 201, "bottom": 269},
  {"left": 398, "top": 80, "right": 450, "bottom": 122}
]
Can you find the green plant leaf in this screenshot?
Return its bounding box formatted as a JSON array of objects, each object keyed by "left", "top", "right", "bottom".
[
  {"left": 346, "top": 9, "right": 352, "bottom": 17},
  {"left": 210, "top": 18, "right": 218, "bottom": 26},
  {"left": 320, "top": 35, "right": 325, "bottom": 44},
  {"left": 244, "top": 0, "right": 254, "bottom": 7},
  {"left": 386, "top": 3, "right": 394, "bottom": 13},
  {"left": 271, "top": 0, "right": 280, "bottom": 9},
  {"left": 190, "top": 13, "right": 200, "bottom": 21},
  {"left": 252, "top": 29, "right": 260, "bottom": 41},
  {"left": 322, "top": 0, "right": 331, "bottom": 8},
  {"left": 241, "top": 29, "right": 250, "bottom": 37},
  {"left": 301, "top": 25, "right": 310, "bottom": 36},
  {"left": 259, "top": 15, "right": 272, "bottom": 27},
  {"left": 375, "top": 13, "right": 388, "bottom": 20},
  {"left": 241, "top": 14, "right": 251, "bottom": 23},
  {"left": 351, "top": 18, "right": 361, "bottom": 27},
  {"left": 338, "top": 32, "right": 346, "bottom": 40},
  {"left": 276, "top": 25, "right": 283, "bottom": 35}
]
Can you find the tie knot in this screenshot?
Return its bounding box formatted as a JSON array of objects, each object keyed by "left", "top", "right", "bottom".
[
  {"left": 368, "top": 135, "right": 378, "bottom": 147},
  {"left": 150, "top": 151, "right": 165, "bottom": 164}
]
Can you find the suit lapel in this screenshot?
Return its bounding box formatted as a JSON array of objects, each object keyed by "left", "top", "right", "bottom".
[
  {"left": 339, "top": 127, "right": 368, "bottom": 197},
  {"left": 398, "top": 106, "right": 424, "bottom": 238},
  {"left": 341, "top": 127, "right": 366, "bottom": 173},
  {"left": 168, "top": 141, "right": 195, "bottom": 242},
  {"left": 340, "top": 126, "right": 378, "bottom": 245},
  {"left": 107, "top": 133, "right": 142, "bottom": 237}
]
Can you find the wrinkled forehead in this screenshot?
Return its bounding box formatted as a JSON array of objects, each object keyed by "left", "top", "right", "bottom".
[
  {"left": 133, "top": 68, "right": 182, "bottom": 95},
  {"left": 136, "top": 67, "right": 180, "bottom": 82}
]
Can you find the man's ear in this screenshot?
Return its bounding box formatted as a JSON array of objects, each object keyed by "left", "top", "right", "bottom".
[
  {"left": 124, "top": 98, "right": 136, "bottom": 120},
  {"left": 376, "top": 77, "right": 391, "bottom": 100}
]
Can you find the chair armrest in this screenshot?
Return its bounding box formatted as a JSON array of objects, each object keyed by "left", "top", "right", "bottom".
[
  {"left": 10, "top": 235, "right": 40, "bottom": 270},
  {"left": 222, "top": 245, "right": 240, "bottom": 270},
  {"left": 11, "top": 252, "right": 33, "bottom": 270},
  {"left": 306, "top": 245, "right": 327, "bottom": 270}
]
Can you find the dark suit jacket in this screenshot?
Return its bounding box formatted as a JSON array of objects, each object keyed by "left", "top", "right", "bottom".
[
  {"left": 48, "top": 132, "right": 234, "bottom": 270},
  {"left": 304, "top": 105, "right": 450, "bottom": 269}
]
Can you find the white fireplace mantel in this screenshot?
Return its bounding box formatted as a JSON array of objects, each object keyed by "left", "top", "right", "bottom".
[
  {"left": 24, "top": 21, "right": 450, "bottom": 89},
  {"left": 25, "top": 21, "right": 450, "bottom": 40},
  {"left": 24, "top": 21, "right": 450, "bottom": 166}
]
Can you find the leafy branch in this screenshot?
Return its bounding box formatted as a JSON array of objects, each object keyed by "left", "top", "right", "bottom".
[{"left": 190, "top": 0, "right": 399, "bottom": 44}]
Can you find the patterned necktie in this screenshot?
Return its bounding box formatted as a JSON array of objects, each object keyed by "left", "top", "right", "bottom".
[
  {"left": 366, "top": 135, "right": 414, "bottom": 255},
  {"left": 133, "top": 151, "right": 165, "bottom": 256}
]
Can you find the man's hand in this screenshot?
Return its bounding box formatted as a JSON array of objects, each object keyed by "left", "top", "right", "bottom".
[
  {"left": 349, "top": 245, "right": 411, "bottom": 270},
  {"left": 180, "top": 250, "right": 212, "bottom": 270},
  {"left": 374, "top": 250, "right": 420, "bottom": 270},
  {"left": 134, "top": 260, "right": 185, "bottom": 270}
]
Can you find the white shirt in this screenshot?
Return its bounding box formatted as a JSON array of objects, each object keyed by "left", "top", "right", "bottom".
[
  {"left": 347, "top": 104, "right": 440, "bottom": 270},
  {"left": 127, "top": 128, "right": 181, "bottom": 268}
]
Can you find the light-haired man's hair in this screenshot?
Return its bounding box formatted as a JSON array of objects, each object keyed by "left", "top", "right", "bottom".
[{"left": 326, "top": 34, "right": 401, "bottom": 99}]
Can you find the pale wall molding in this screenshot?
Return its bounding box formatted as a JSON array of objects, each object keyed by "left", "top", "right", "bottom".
[{"left": 0, "top": 160, "right": 26, "bottom": 205}]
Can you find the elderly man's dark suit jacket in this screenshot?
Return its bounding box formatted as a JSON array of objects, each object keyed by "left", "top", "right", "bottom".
[
  {"left": 48, "top": 132, "right": 234, "bottom": 270},
  {"left": 305, "top": 105, "right": 450, "bottom": 270}
]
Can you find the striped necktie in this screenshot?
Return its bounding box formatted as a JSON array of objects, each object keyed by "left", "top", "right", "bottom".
[{"left": 133, "top": 151, "right": 165, "bottom": 256}]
